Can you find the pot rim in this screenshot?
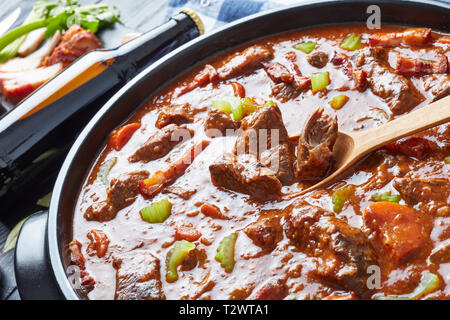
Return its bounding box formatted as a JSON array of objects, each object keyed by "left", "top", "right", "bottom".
[{"left": 48, "top": 0, "right": 450, "bottom": 300}]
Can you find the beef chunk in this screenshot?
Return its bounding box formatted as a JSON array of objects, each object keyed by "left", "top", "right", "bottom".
[
  {"left": 296, "top": 108, "right": 338, "bottom": 181},
  {"left": 393, "top": 178, "right": 450, "bottom": 215},
  {"left": 162, "top": 184, "right": 197, "bottom": 200},
  {"left": 218, "top": 45, "right": 273, "bottom": 80},
  {"left": 263, "top": 61, "right": 310, "bottom": 102},
  {"left": 396, "top": 54, "right": 448, "bottom": 76},
  {"left": 271, "top": 82, "right": 301, "bottom": 102},
  {"left": 155, "top": 103, "right": 195, "bottom": 129},
  {"left": 113, "top": 250, "right": 165, "bottom": 300},
  {"left": 355, "top": 47, "right": 423, "bottom": 114},
  {"left": 249, "top": 278, "right": 287, "bottom": 300},
  {"left": 209, "top": 153, "right": 282, "bottom": 201},
  {"left": 204, "top": 109, "right": 237, "bottom": 137},
  {"left": 260, "top": 144, "right": 294, "bottom": 185},
  {"left": 285, "top": 201, "right": 377, "bottom": 297},
  {"left": 236, "top": 104, "right": 290, "bottom": 151},
  {"left": 69, "top": 240, "right": 86, "bottom": 270},
  {"left": 363, "top": 202, "right": 430, "bottom": 264},
  {"left": 128, "top": 124, "right": 194, "bottom": 163},
  {"left": 331, "top": 51, "right": 367, "bottom": 92},
  {"left": 235, "top": 105, "right": 294, "bottom": 184},
  {"left": 69, "top": 240, "right": 96, "bottom": 293},
  {"left": 244, "top": 216, "right": 283, "bottom": 252},
  {"left": 307, "top": 51, "right": 329, "bottom": 68},
  {"left": 263, "top": 62, "right": 294, "bottom": 83},
  {"left": 84, "top": 170, "right": 149, "bottom": 222},
  {"left": 432, "top": 85, "right": 450, "bottom": 102},
  {"left": 429, "top": 240, "right": 450, "bottom": 264}
]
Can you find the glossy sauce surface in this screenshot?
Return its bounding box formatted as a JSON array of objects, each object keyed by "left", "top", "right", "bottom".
[{"left": 72, "top": 25, "right": 449, "bottom": 300}]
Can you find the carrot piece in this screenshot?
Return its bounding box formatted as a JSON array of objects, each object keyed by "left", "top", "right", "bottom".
[
  {"left": 175, "top": 224, "right": 202, "bottom": 242},
  {"left": 402, "top": 28, "right": 432, "bottom": 46},
  {"left": 230, "top": 82, "right": 246, "bottom": 98},
  {"left": 109, "top": 123, "right": 141, "bottom": 151},
  {"left": 201, "top": 203, "right": 229, "bottom": 220},
  {"left": 139, "top": 141, "right": 210, "bottom": 198},
  {"left": 363, "top": 202, "right": 429, "bottom": 264},
  {"left": 86, "top": 230, "right": 109, "bottom": 258}
]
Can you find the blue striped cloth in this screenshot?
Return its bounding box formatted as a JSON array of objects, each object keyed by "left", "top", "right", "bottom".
[
  {"left": 166, "top": 0, "right": 450, "bottom": 33},
  {"left": 166, "top": 0, "right": 282, "bottom": 32}
]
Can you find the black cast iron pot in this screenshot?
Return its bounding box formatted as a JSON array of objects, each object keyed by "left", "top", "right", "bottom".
[{"left": 14, "top": 0, "right": 450, "bottom": 300}]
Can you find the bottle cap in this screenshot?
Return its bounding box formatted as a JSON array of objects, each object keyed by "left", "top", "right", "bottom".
[{"left": 179, "top": 8, "right": 205, "bottom": 35}]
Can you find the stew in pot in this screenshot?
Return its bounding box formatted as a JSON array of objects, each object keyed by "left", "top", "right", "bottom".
[{"left": 70, "top": 24, "right": 450, "bottom": 300}]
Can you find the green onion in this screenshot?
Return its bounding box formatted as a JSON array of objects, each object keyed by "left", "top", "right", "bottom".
[
  {"left": 216, "top": 232, "right": 238, "bottom": 273},
  {"left": 166, "top": 240, "right": 196, "bottom": 282},
  {"left": 0, "top": 0, "right": 56, "bottom": 63},
  {"left": 140, "top": 198, "right": 172, "bottom": 223},
  {"left": 332, "top": 185, "right": 356, "bottom": 213},
  {"left": 294, "top": 41, "right": 316, "bottom": 54},
  {"left": 0, "top": 20, "right": 47, "bottom": 53},
  {"left": 0, "top": 1, "right": 121, "bottom": 63},
  {"left": 311, "top": 72, "right": 329, "bottom": 93},
  {"left": 376, "top": 272, "right": 440, "bottom": 300},
  {"left": 98, "top": 157, "right": 117, "bottom": 186},
  {"left": 371, "top": 192, "right": 401, "bottom": 203},
  {"left": 340, "top": 33, "right": 361, "bottom": 51},
  {"left": 329, "top": 94, "right": 349, "bottom": 110},
  {"left": 445, "top": 156, "right": 450, "bottom": 164}
]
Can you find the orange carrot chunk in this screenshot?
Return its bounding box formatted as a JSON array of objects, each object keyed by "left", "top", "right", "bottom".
[
  {"left": 201, "top": 203, "right": 229, "bottom": 220},
  {"left": 109, "top": 123, "right": 141, "bottom": 151},
  {"left": 175, "top": 224, "right": 202, "bottom": 242},
  {"left": 139, "top": 141, "right": 210, "bottom": 198},
  {"left": 363, "top": 202, "right": 430, "bottom": 264}
]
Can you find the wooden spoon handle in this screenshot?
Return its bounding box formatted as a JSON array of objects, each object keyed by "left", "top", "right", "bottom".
[{"left": 352, "top": 95, "right": 450, "bottom": 152}]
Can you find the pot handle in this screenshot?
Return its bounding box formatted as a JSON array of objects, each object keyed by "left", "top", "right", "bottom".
[{"left": 14, "top": 210, "right": 63, "bottom": 300}]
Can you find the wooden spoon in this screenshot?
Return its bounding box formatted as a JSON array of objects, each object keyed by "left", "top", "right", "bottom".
[{"left": 286, "top": 95, "right": 450, "bottom": 198}]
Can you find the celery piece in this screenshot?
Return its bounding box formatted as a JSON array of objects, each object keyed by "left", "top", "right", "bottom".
[
  {"left": 240, "top": 97, "right": 259, "bottom": 116},
  {"left": 261, "top": 100, "right": 276, "bottom": 108},
  {"left": 98, "top": 157, "right": 117, "bottom": 186},
  {"left": 166, "top": 240, "right": 196, "bottom": 282},
  {"left": 211, "top": 100, "right": 232, "bottom": 114},
  {"left": 294, "top": 41, "right": 316, "bottom": 54},
  {"left": 311, "top": 72, "right": 329, "bottom": 93},
  {"left": 371, "top": 192, "right": 401, "bottom": 203},
  {"left": 332, "top": 185, "right": 356, "bottom": 213},
  {"left": 140, "top": 198, "right": 172, "bottom": 223},
  {"left": 329, "top": 94, "right": 349, "bottom": 110},
  {"left": 376, "top": 272, "right": 440, "bottom": 300},
  {"left": 216, "top": 232, "right": 238, "bottom": 272},
  {"left": 445, "top": 156, "right": 450, "bottom": 164},
  {"left": 340, "top": 33, "right": 361, "bottom": 51}
]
